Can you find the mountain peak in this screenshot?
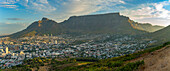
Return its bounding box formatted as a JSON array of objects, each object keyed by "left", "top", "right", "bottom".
[{"left": 42, "top": 17, "right": 49, "bottom": 21}]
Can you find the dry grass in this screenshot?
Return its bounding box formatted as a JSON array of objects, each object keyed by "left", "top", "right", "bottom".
[{"left": 137, "top": 45, "right": 170, "bottom": 71}]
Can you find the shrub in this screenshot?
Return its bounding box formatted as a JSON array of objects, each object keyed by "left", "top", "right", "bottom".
[
  {"left": 116, "top": 60, "right": 144, "bottom": 71},
  {"left": 107, "top": 61, "right": 124, "bottom": 67}
]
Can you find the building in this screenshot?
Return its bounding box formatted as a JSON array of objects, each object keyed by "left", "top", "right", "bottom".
[
  {"left": 6, "top": 47, "right": 8, "bottom": 54},
  {"left": 55, "top": 40, "right": 58, "bottom": 44},
  {"left": 20, "top": 51, "right": 25, "bottom": 55}
]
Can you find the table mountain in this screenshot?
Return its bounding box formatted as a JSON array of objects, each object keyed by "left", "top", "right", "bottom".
[{"left": 9, "top": 13, "right": 149, "bottom": 38}]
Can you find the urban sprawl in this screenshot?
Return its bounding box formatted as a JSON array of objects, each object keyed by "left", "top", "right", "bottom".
[{"left": 0, "top": 34, "right": 156, "bottom": 68}]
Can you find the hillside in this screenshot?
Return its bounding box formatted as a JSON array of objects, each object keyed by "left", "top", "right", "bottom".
[
  {"left": 150, "top": 25, "right": 170, "bottom": 42},
  {"left": 8, "top": 18, "right": 62, "bottom": 38},
  {"left": 128, "top": 21, "right": 164, "bottom": 32},
  {"left": 138, "top": 44, "right": 170, "bottom": 71},
  {"left": 9, "top": 13, "right": 148, "bottom": 38},
  {"left": 137, "top": 24, "right": 164, "bottom": 32}
]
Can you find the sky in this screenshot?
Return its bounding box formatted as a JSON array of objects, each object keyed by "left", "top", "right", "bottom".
[{"left": 0, "top": 0, "right": 170, "bottom": 35}]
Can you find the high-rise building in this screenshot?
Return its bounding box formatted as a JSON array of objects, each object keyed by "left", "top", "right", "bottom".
[
  {"left": 55, "top": 40, "right": 58, "bottom": 44},
  {"left": 6, "top": 47, "right": 8, "bottom": 54},
  {"left": 12, "top": 53, "right": 15, "bottom": 56},
  {"left": 20, "top": 51, "right": 25, "bottom": 55},
  {"left": 0, "top": 46, "right": 3, "bottom": 52},
  {"left": 0, "top": 41, "right": 2, "bottom": 45}
]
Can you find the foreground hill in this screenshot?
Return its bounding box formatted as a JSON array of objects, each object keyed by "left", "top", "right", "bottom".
[
  {"left": 138, "top": 44, "right": 170, "bottom": 71},
  {"left": 9, "top": 13, "right": 149, "bottom": 38}
]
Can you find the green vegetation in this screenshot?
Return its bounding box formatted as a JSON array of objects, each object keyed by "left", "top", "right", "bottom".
[
  {"left": 10, "top": 57, "right": 50, "bottom": 71},
  {"left": 23, "top": 31, "right": 37, "bottom": 37},
  {"left": 151, "top": 25, "right": 170, "bottom": 42},
  {"left": 71, "top": 40, "right": 89, "bottom": 45},
  {"left": 73, "top": 57, "right": 99, "bottom": 62},
  {"left": 116, "top": 60, "right": 144, "bottom": 71}
]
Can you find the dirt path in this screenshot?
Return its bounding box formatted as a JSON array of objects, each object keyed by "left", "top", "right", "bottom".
[{"left": 138, "top": 45, "right": 170, "bottom": 71}]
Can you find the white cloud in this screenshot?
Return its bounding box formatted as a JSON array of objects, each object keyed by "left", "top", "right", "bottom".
[
  {"left": 121, "top": 1, "right": 170, "bottom": 19},
  {"left": 0, "top": 0, "right": 18, "bottom": 8},
  {"left": 153, "top": 3, "right": 170, "bottom": 19},
  {"left": 61, "top": 0, "right": 101, "bottom": 14},
  {"left": 0, "top": 0, "right": 56, "bottom": 12},
  {"left": 155, "top": 3, "right": 163, "bottom": 11},
  {"left": 120, "top": 1, "right": 170, "bottom": 26},
  {"left": 44, "top": 0, "right": 125, "bottom": 22},
  {"left": 38, "top": 0, "right": 48, "bottom": 4},
  {"left": 1, "top": 0, "right": 125, "bottom": 21},
  {"left": 18, "top": 0, "right": 28, "bottom": 6},
  {"left": 28, "top": 1, "right": 56, "bottom": 12},
  {"left": 0, "top": 0, "right": 17, "bottom": 4},
  {"left": 0, "top": 2, "right": 10, "bottom": 4},
  {"left": 0, "top": 4, "right": 18, "bottom": 8},
  {"left": 17, "top": 0, "right": 56, "bottom": 12}
]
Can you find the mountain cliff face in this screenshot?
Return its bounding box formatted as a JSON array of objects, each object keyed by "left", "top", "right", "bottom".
[
  {"left": 137, "top": 24, "right": 164, "bottom": 32},
  {"left": 60, "top": 13, "right": 146, "bottom": 35},
  {"left": 9, "top": 13, "right": 148, "bottom": 38},
  {"left": 128, "top": 20, "right": 164, "bottom": 32}
]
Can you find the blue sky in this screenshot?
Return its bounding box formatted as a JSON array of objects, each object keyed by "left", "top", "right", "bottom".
[{"left": 0, "top": 0, "right": 170, "bottom": 35}]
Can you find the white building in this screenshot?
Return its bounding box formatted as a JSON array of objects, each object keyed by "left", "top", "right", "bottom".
[{"left": 6, "top": 47, "right": 8, "bottom": 54}]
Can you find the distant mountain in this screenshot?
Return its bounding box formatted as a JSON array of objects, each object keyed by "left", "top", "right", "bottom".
[
  {"left": 128, "top": 20, "right": 164, "bottom": 32},
  {"left": 150, "top": 25, "right": 170, "bottom": 42},
  {"left": 9, "top": 13, "right": 148, "bottom": 38}
]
